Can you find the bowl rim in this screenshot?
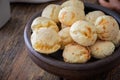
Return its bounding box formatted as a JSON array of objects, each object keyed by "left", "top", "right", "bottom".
[{"left": 24, "top": 2, "right": 120, "bottom": 70}]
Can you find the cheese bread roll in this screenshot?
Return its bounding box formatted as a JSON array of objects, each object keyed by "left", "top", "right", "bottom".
[
  {"left": 90, "top": 40, "right": 115, "bottom": 59},
  {"left": 41, "top": 4, "right": 61, "bottom": 23},
  {"left": 58, "top": 6, "right": 85, "bottom": 26},
  {"left": 31, "top": 28, "right": 61, "bottom": 54},
  {"left": 86, "top": 11, "right": 105, "bottom": 24},
  {"left": 58, "top": 27, "right": 74, "bottom": 49},
  {"left": 70, "top": 20, "right": 97, "bottom": 46},
  {"left": 63, "top": 43, "right": 91, "bottom": 63},
  {"left": 31, "top": 17, "right": 59, "bottom": 32},
  {"left": 95, "top": 15, "right": 119, "bottom": 40},
  {"left": 61, "top": 0, "right": 84, "bottom": 10}
]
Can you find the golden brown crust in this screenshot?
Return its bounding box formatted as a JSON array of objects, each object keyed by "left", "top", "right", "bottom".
[
  {"left": 63, "top": 43, "right": 91, "bottom": 63},
  {"left": 58, "top": 6, "right": 85, "bottom": 26},
  {"left": 90, "top": 40, "right": 115, "bottom": 59},
  {"left": 41, "top": 4, "right": 61, "bottom": 23},
  {"left": 95, "top": 15, "right": 119, "bottom": 40},
  {"left": 31, "top": 28, "right": 61, "bottom": 54},
  {"left": 31, "top": 17, "right": 59, "bottom": 32},
  {"left": 58, "top": 27, "right": 74, "bottom": 49},
  {"left": 70, "top": 20, "right": 97, "bottom": 46}
]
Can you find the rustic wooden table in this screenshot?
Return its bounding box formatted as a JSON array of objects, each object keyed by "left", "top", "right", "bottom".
[{"left": 0, "top": 0, "right": 120, "bottom": 80}]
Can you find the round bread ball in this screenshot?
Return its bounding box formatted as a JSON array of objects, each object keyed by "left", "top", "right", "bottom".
[
  {"left": 86, "top": 11, "right": 105, "bottom": 24},
  {"left": 90, "top": 40, "right": 115, "bottom": 59},
  {"left": 95, "top": 15, "right": 119, "bottom": 40},
  {"left": 58, "top": 27, "right": 74, "bottom": 49},
  {"left": 58, "top": 6, "right": 85, "bottom": 26},
  {"left": 61, "top": 0, "right": 84, "bottom": 10},
  {"left": 63, "top": 43, "right": 91, "bottom": 63},
  {"left": 41, "top": 4, "right": 61, "bottom": 23},
  {"left": 31, "top": 28, "right": 61, "bottom": 54},
  {"left": 112, "top": 30, "right": 120, "bottom": 47},
  {"left": 70, "top": 20, "right": 97, "bottom": 46},
  {"left": 31, "top": 17, "right": 59, "bottom": 32}
]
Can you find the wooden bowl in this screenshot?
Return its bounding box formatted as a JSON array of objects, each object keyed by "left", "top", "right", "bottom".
[{"left": 24, "top": 3, "right": 120, "bottom": 80}]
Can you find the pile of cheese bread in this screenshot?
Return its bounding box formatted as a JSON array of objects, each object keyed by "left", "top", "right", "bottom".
[{"left": 30, "top": 0, "right": 120, "bottom": 63}]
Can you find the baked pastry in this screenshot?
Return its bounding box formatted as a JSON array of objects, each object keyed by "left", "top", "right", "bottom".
[
  {"left": 61, "top": 23, "right": 69, "bottom": 29},
  {"left": 41, "top": 4, "right": 61, "bottom": 23},
  {"left": 58, "top": 27, "right": 74, "bottom": 49},
  {"left": 31, "top": 28, "right": 61, "bottom": 54},
  {"left": 70, "top": 20, "right": 97, "bottom": 46},
  {"left": 61, "top": 0, "right": 84, "bottom": 10},
  {"left": 90, "top": 40, "right": 115, "bottom": 59},
  {"left": 86, "top": 11, "right": 105, "bottom": 24},
  {"left": 112, "top": 30, "right": 120, "bottom": 47},
  {"left": 95, "top": 15, "right": 119, "bottom": 40},
  {"left": 58, "top": 6, "right": 85, "bottom": 26},
  {"left": 63, "top": 43, "right": 91, "bottom": 63},
  {"left": 31, "top": 17, "right": 59, "bottom": 32}
]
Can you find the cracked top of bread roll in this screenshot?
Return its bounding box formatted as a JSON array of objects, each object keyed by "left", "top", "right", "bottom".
[
  {"left": 31, "top": 28, "right": 61, "bottom": 54},
  {"left": 61, "top": 0, "right": 84, "bottom": 10},
  {"left": 63, "top": 43, "right": 91, "bottom": 63},
  {"left": 41, "top": 4, "right": 61, "bottom": 23},
  {"left": 31, "top": 17, "right": 59, "bottom": 32},
  {"left": 95, "top": 15, "right": 119, "bottom": 40},
  {"left": 86, "top": 11, "right": 105, "bottom": 24},
  {"left": 58, "top": 27, "right": 74, "bottom": 49},
  {"left": 58, "top": 6, "right": 85, "bottom": 26},
  {"left": 90, "top": 40, "right": 115, "bottom": 59},
  {"left": 70, "top": 20, "right": 97, "bottom": 46}
]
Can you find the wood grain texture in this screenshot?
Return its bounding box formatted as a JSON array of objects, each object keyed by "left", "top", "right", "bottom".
[{"left": 0, "top": 0, "right": 120, "bottom": 80}]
